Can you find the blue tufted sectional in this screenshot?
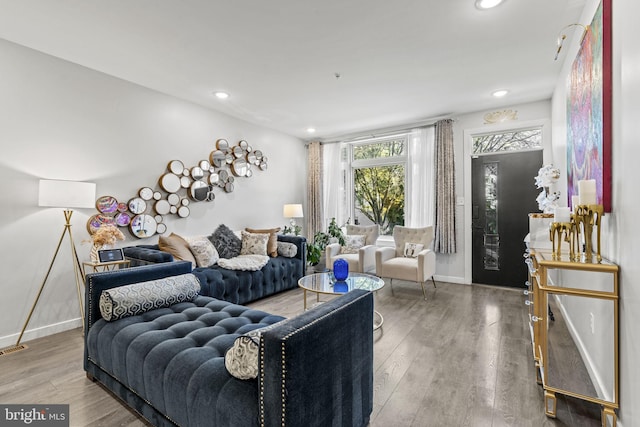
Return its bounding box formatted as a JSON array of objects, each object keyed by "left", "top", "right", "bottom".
[
  {"left": 122, "top": 235, "right": 306, "bottom": 305},
  {"left": 84, "top": 261, "right": 374, "bottom": 427}
]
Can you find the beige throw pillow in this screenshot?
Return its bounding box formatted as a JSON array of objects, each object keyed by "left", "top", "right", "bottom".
[
  {"left": 341, "top": 234, "right": 366, "bottom": 254},
  {"left": 240, "top": 231, "right": 269, "bottom": 256},
  {"left": 184, "top": 235, "right": 219, "bottom": 267},
  {"left": 245, "top": 227, "right": 280, "bottom": 257},
  {"left": 158, "top": 233, "right": 197, "bottom": 267}
]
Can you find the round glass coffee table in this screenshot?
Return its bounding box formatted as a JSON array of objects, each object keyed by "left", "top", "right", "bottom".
[{"left": 298, "top": 272, "right": 385, "bottom": 330}]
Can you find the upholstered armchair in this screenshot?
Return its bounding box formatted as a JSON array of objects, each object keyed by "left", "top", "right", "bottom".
[
  {"left": 375, "top": 225, "right": 437, "bottom": 299},
  {"left": 326, "top": 224, "right": 379, "bottom": 274}
]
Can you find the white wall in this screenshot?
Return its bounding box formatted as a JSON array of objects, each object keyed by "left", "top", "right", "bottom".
[
  {"left": 435, "top": 99, "right": 551, "bottom": 284},
  {"left": 0, "top": 39, "right": 306, "bottom": 347},
  {"left": 549, "top": 0, "right": 640, "bottom": 422}
]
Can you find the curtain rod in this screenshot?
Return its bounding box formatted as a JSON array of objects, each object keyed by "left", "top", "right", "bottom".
[{"left": 317, "top": 116, "right": 450, "bottom": 145}]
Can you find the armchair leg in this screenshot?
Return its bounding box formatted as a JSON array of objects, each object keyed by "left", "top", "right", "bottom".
[
  {"left": 389, "top": 278, "right": 394, "bottom": 295},
  {"left": 420, "top": 282, "right": 427, "bottom": 300},
  {"left": 431, "top": 276, "right": 437, "bottom": 288}
]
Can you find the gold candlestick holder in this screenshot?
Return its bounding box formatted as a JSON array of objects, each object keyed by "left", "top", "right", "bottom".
[
  {"left": 573, "top": 204, "right": 604, "bottom": 262},
  {"left": 550, "top": 221, "right": 575, "bottom": 260}
]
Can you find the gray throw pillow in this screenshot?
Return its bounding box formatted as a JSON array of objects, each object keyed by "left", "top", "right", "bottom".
[{"left": 208, "top": 224, "right": 242, "bottom": 259}]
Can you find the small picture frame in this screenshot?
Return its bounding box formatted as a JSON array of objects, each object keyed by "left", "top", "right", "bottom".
[{"left": 98, "top": 248, "right": 125, "bottom": 263}]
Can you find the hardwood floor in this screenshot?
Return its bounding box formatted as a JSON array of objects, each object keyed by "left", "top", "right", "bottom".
[{"left": 0, "top": 281, "right": 602, "bottom": 426}]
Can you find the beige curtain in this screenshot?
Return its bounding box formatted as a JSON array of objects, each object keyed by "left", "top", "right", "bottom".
[
  {"left": 306, "top": 141, "right": 323, "bottom": 240},
  {"left": 434, "top": 119, "right": 457, "bottom": 253}
]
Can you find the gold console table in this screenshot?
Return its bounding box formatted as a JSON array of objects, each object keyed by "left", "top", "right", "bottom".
[{"left": 526, "top": 249, "right": 619, "bottom": 426}]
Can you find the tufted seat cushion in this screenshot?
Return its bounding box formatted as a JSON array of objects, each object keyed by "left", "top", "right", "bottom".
[{"left": 86, "top": 295, "right": 284, "bottom": 426}]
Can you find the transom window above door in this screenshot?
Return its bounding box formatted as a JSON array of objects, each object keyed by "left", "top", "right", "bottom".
[{"left": 472, "top": 128, "right": 542, "bottom": 155}]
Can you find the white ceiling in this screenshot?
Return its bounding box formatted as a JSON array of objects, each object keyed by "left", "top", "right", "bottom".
[{"left": 0, "top": 0, "right": 586, "bottom": 141}]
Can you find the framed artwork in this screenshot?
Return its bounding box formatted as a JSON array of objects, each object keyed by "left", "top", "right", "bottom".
[{"left": 566, "top": 0, "right": 612, "bottom": 212}]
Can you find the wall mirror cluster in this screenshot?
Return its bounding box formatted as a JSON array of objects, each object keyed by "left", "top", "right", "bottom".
[{"left": 87, "top": 139, "right": 268, "bottom": 238}]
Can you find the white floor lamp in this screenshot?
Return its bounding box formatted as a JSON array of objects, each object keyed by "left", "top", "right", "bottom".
[{"left": 2, "top": 179, "right": 96, "bottom": 355}]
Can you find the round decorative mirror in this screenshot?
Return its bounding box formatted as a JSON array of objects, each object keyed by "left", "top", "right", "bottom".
[
  {"left": 177, "top": 206, "right": 190, "bottom": 218},
  {"left": 209, "top": 173, "right": 219, "bottom": 185},
  {"left": 128, "top": 197, "right": 147, "bottom": 214},
  {"left": 181, "top": 198, "right": 190, "bottom": 206},
  {"left": 216, "top": 139, "right": 229, "bottom": 150},
  {"left": 225, "top": 153, "right": 234, "bottom": 164},
  {"left": 260, "top": 162, "right": 268, "bottom": 171},
  {"left": 115, "top": 212, "right": 131, "bottom": 227},
  {"left": 254, "top": 150, "right": 263, "bottom": 164},
  {"left": 139, "top": 187, "right": 154, "bottom": 201},
  {"left": 160, "top": 173, "right": 181, "bottom": 193},
  {"left": 231, "top": 159, "right": 248, "bottom": 176},
  {"left": 154, "top": 199, "right": 171, "bottom": 215},
  {"left": 154, "top": 214, "right": 163, "bottom": 223},
  {"left": 233, "top": 146, "right": 244, "bottom": 158},
  {"left": 191, "top": 166, "right": 205, "bottom": 180},
  {"left": 224, "top": 182, "right": 234, "bottom": 193},
  {"left": 246, "top": 169, "right": 253, "bottom": 177},
  {"left": 167, "top": 193, "right": 180, "bottom": 206},
  {"left": 87, "top": 214, "right": 116, "bottom": 234},
  {"left": 190, "top": 181, "right": 209, "bottom": 202},
  {"left": 199, "top": 160, "right": 211, "bottom": 170},
  {"left": 183, "top": 168, "right": 190, "bottom": 176},
  {"left": 156, "top": 223, "right": 167, "bottom": 234},
  {"left": 239, "top": 140, "right": 248, "bottom": 150},
  {"left": 130, "top": 214, "right": 157, "bottom": 238},
  {"left": 117, "top": 202, "right": 128, "bottom": 212},
  {"left": 227, "top": 176, "right": 235, "bottom": 183},
  {"left": 218, "top": 170, "right": 229, "bottom": 182},
  {"left": 170, "top": 206, "right": 177, "bottom": 214},
  {"left": 247, "top": 152, "right": 257, "bottom": 164},
  {"left": 180, "top": 176, "right": 191, "bottom": 188},
  {"left": 168, "top": 160, "right": 184, "bottom": 175},
  {"left": 153, "top": 191, "right": 162, "bottom": 200},
  {"left": 210, "top": 150, "right": 226, "bottom": 168},
  {"left": 96, "top": 196, "right": 118, "bottom": 214}
]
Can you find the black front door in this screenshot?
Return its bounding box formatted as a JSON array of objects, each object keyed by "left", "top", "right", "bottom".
[{"left": 472, "top": 150, "right": 542, "bottom": 287}]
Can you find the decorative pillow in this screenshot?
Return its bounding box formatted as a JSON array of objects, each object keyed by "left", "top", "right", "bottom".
[
  {"left": 185, "top": 236, "right": 219, "bottom": 267},
  {"left": 217, "top": 254, "right": 269, "bottom": 271},
  {"left": 240, "top": 231, "right": 269, "bottom": 256},
  {"left": 245, "top": 227, "right": 281, "bottom": 257},
  {"left": 277, "top": 241, "right": 298, "bottom": 258},
  {"left": 340, "top": 234, "right": 366, "bottom": 254},
  {"left": 209, "top": 224, "right": 242, "bottom": 259},
  {"left": 225, "top": 319, "right": 288, "bottom": 380},
  {"left": 403, "top": 242, "right": 424, "bottom": 258},
  {"left": 158, "top": 233, "right": 197, "bottom": 267},
  {"left": 99, "top": 273, "right": 201, "bottom": 321}
]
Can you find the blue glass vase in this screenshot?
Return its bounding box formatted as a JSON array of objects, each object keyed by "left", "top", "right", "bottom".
[
  {"left": 333, "top": 281, "right": 349, "bottom": 293},
  {"left": 333, "top": 258, "right": 349, "bottom": 281}
]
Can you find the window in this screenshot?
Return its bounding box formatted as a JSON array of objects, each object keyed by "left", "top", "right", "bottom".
[
  {"left": 350, "top": 136, "right": 407, "bottom": 235},
  {"left": 472, "top": 128, "right": 542, "bottom": 155}
]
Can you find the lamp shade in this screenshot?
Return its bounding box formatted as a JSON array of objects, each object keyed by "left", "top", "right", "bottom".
[
  {"left": 38, "top": 179, "right": 96, "bottom": 209},
  {"left": 283, "top": 203, "right": 303, "bottom": 218}
]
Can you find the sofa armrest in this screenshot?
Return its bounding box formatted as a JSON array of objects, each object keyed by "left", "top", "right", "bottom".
[
  {"left": 260, "top": 289, "right": 373, "bottom": 427},
  {"left": 359, "top": 244, "right": 377, "bottom": 274},
  {"left": 122, "top": 244, "right": 173, "bottom": 266},
  {"left": 417, "top": 248, "right": 436, "bottom": 282}
]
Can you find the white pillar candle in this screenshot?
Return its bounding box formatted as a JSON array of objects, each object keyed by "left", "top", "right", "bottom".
[
  {"left": 578, "top": 179, "right": 597, "bottom": 205},
  {"left": 554, "top": 207, "right": 571, "bottom": 223},
  {"left": 572, "top": 195, "right": 580, "bottom": 210}
]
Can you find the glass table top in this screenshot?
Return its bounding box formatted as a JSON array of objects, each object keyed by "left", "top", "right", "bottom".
[{"left": 298, "top": 272, "right": 385, "bottom": 295}]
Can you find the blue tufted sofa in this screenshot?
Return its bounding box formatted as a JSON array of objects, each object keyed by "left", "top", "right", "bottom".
[
  {"left": 84, "top": 261, "right": 374, "bottom": 427},
  {"left": 122, "top": 235, "right": 306, "bottom": 305}
]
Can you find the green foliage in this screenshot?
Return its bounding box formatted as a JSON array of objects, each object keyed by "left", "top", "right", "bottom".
[
  {"left": 307, "top": 218, "right": 346, "bottom": 265},
  {"left": 282, "top": 224, "right": 302, "bottom": 236},
  {"left": 352, "top": 140, "right": 405, "bottom": 235}
]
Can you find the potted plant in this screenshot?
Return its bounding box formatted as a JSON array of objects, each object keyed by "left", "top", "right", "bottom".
[{"left": 307, "top": 218, "right": 346, "bottom": 270}]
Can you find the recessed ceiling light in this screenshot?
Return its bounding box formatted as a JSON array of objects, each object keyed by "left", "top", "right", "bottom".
[
  {"left": 214, "top": 91, "right": 229, "bottom": 100},
  {"left": 306, "top": 127, "right": 316, "bottom": 134},
  {"left": 475, "top": 0, "right": 505, "bottom": 10},
  {"left": 492, "top": 89, "right": 509, "bottom": 98}
]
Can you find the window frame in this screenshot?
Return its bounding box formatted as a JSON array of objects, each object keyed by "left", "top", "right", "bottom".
[{"left": 347, "top": 134, "right": 409, "bottom": 236}]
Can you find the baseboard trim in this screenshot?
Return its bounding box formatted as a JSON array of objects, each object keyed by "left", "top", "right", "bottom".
[
  {"left": 0, "top": 318, "right": 82, "bottom": 349},
  {"left": 434, "top": 274, "right": 468, "bottom": 285}
]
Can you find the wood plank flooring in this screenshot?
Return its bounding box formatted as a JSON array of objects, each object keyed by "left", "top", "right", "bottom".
[{"left": 0, "top": 280, "right": 602, "bottom": 426}]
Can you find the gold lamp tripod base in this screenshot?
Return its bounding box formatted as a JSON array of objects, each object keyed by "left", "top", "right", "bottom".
[{"left": 0, "top": 209, "right": 85, "bottom": 356}]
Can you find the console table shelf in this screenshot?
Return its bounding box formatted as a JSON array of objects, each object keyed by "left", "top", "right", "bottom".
[{"left": 525, "top": 249, "right": 619, "bottom": 426}]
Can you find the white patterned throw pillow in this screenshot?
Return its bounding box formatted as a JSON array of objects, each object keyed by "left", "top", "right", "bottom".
[
  {"left": 99, "top": 274, "right": 201, "bottom": 321},
  {"left": 403, "top": 242, "right": 424, "bottom": 258},
  {"left": 340, "top": 234, "right": 366, "bottom": 254},
  {"left": 185, "top": 235, "right": 219, "bottom": 267},
  {"left": 240, "top": 231, "right": 269, "bottom": 256}
]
